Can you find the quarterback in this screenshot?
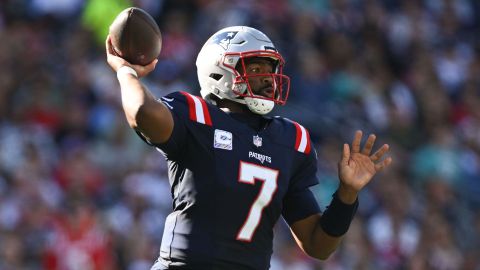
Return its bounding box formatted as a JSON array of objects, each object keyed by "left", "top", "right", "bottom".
[{"left": 106, "top": 26, "right": 392, "bottom": 270}]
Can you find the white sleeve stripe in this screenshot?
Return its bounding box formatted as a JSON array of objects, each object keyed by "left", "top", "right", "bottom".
[
  {"left": 298, "top": 124, "right": 307, "bottom": 152},
  {"left": 191, "top": 95, "right": 206, "bottom": 124}
]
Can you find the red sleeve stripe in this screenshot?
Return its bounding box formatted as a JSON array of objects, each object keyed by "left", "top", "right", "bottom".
[
  {"left": 182, "top": 92, "right": 197, "bottom": 122},
  {"left": 180, "top": 92, "right": 212, "bottom": 126},
  {"left": 293, "top": 122, "right": 311, "bottom": 154}
]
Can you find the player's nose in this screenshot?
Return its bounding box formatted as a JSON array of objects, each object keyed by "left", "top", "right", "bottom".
[{"left": 262, "top": 74, "right": 273, "bottom": 84}]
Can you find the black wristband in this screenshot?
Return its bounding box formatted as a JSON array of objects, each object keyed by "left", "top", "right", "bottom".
[{"left": 319, "top": 191, "right": 359, "bottom": 237}]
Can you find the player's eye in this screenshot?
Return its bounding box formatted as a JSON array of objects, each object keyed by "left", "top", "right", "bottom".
[
  {"left": 247, "top": 64, "right": 264, "bottom": 74},
  {"left": 245, "top": 60, "right": 274, "bottom": 74}
]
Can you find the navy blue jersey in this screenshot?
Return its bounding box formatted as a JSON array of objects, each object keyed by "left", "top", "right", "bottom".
[{"left": 140, "top": 91, "right": 321, "bottom": 270}]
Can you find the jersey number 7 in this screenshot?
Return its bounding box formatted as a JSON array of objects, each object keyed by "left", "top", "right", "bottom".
[{"left": 236, "top": 161, "right": 279, "bottom": 242}]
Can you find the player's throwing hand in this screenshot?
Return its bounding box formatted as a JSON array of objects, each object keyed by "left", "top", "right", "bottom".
[{"left": 105, "top": 35, "right": 157, "bottom": 78}]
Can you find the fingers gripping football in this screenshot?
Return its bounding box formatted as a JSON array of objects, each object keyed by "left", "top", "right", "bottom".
[{"left": 105, "top": 35, "right": 158, "bottom": 78}]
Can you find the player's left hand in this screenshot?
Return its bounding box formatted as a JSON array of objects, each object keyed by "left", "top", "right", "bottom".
[{"left": 337, "top": 130, "right": 392, "bottom": 199}]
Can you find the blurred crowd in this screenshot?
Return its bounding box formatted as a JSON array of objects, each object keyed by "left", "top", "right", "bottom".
[{"left": 0, "top": 0, "right": 480, "bottom": 269}]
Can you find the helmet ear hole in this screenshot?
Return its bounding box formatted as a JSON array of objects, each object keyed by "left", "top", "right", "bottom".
[{"left": 209, "top": 73, "right": 223, "bottom": 81}]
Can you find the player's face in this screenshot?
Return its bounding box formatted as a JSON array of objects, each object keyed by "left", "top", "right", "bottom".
[{"left": 238, "top": 57, "right": 276, "bottom": 98}]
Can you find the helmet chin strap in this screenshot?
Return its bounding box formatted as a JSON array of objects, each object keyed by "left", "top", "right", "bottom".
[{"left": 244, "top": 97, "right": 274, "bottom": 115}]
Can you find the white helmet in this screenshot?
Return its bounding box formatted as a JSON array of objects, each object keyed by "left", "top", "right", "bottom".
[{"left": 196, "top": 26, "right": 290, "bottom": 114}]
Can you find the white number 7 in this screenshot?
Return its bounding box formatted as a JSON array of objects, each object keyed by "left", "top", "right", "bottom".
[{"left": 236, "top": 161, "right": 279, "bottom": 242}]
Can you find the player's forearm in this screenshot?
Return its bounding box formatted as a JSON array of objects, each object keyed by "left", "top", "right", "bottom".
[
  {"left": 292, "top": 191, "right": 359, "bottom": 260},
  {"left": 305, "top": 225, "right": 343, "bottom": 260},
  {"left": 291, "top": 214, "right": 343, "bottom": 260},
  {"left": 310, "top": 191, "right": 359, "bottom": 259},
  {"left": 117, "top": 73, "right": 173, "bottom": 143},
  {"left": 118, "top": 73, "right": 155, "bottom": 127}
]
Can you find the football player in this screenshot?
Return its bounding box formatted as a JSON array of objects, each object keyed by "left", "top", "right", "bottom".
[{"left": 106, "top": 26, "right": 392, "bottom": 270}]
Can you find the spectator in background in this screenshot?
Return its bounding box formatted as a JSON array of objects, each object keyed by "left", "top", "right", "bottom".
[{"left": 0, "top": 0, "right": 479, "bottom": 269}]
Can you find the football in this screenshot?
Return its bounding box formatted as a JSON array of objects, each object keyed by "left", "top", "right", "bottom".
[{"left": 109, "top": 7, "right": 162, "bottom": 66}]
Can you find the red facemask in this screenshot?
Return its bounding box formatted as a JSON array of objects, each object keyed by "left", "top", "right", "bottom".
[{"left": 222, "top": 50, "right": 290, "bottom": 105}]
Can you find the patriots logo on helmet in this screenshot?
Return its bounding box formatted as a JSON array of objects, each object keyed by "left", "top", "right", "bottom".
[{"left": 210, "top": 31, "right": 239, "bottom": 50}]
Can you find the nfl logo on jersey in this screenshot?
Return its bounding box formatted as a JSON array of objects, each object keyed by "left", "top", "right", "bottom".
[{"left": 253, "top": 135, "right": 262, "bottom": 147}]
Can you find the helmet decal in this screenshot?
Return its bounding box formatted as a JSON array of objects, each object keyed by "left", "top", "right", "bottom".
[{"left": 209, "top": 31, "right": 239, "bottom": 50}]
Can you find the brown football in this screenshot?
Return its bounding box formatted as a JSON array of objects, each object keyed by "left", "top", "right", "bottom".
[{"left": 109, "top": 7, "right": 162, "bottom": 66}]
